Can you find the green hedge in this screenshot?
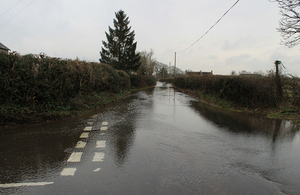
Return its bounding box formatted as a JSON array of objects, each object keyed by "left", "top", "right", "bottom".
[
  {"left": 0, "top": 52, "right": 131, "bottom": 121},
  {"left": 171, "top": 75, "right": 278, "bottom": 109},
  {"left": 130, "top": 75, "right": 156, "bottom": 88},
  {"left": 159, "top": 77, "right": 174, "bottom": 83}
]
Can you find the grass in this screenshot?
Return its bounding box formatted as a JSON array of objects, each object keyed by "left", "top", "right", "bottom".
[
  {"left": 175, "top": 87, "right": 300, "bottom": 127},
  {"left": 267, "top": 108, "right": 300, "bottom": 120}
]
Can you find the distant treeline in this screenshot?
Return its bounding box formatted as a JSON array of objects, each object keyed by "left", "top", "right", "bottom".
[
  {"left": 0, "top": 52, "right": 155, "bottom": 124},
  {"left": 160, "top": 75, "right": 300, "bottom": 109}
]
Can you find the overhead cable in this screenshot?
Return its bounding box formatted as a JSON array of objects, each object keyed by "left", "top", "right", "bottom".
[
  {"left": 179, "top": 0, "right": 240, "bottom": 53},
  {"left": 0, "top": 0, "right": 25, "bottom": 18},
  {"left": 0, "top": 0, "right": 37, "bottom": 28}
]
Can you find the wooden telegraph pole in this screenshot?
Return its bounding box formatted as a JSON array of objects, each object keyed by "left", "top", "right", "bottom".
[
  {"left": 174, "top": 52, "right": 176, "bottom": 78},
  {"left": 275, "top": 60, "right": 283, "bottom": 101}
]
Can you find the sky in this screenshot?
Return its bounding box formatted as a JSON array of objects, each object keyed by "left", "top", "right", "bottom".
[{"left": 1, "top": 0, "right": 300, "bottom": 76}]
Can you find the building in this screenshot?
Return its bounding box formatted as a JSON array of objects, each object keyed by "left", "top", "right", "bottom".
[
  {"left": 0, "top": 42, "right": 10, "bottom": 54},
  {"left": 185, "top": 70, "right": 213, "bottom": 76}
]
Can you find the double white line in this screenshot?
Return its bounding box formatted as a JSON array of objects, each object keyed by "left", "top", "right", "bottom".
[
  {"left": 0, "top": 117, "right": 109, "bottom": 187},
  {"left": 61, "top": 119, "right": 108, "bottom": 176}
]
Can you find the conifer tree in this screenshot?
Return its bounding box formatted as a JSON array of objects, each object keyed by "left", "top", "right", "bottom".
[{"left": 100, "top": 10, "right": 140, "bottom": 72}]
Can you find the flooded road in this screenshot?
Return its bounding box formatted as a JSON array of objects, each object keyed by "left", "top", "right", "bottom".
[{"left": 1, "top": 82, "right": 300, "bottom": 194}]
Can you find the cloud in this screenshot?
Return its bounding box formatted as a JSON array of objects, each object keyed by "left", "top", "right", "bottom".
[
  {"left": 2, "top": 0, "right": 300, "bottom": 76},
  {"left": 223, "top": 37, "right": 257, "bottom": 51},
  {"left": 224, "top": 54, "right": 269, "bottom": 74},
  {"left": 207, "top": 55, "right": 218, "bottom": 60},
  {"left": 225, "top": 54, "right": 251, "bottom": 66}
]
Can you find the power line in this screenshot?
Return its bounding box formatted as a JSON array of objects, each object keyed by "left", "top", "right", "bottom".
[
  {"left": 0, "top": 0, "right": 37, "bottom": 28},
  {"left": 179, "top": 0, "right": 240, "bottom": 53},
  {"left": 0, "top": 0, "right": 25, "bottom": 18}
]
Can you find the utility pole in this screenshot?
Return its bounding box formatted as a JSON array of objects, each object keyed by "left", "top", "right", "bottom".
[
  {"left": 169, "top": 62, "right": 171, "bottom": 77},
  {"left": 173, "top": 52, "right": 176, "bottom": 78},
  {"left": 275, "top": 60, "right": 283, "bottom": 101}
]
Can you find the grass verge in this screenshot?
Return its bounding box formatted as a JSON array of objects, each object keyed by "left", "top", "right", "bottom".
[{"left": 175, "top": 87, "right": 300, "bottom": 127}]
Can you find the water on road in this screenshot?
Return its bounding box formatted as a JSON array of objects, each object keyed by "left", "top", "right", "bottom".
[{"left": 1, "top": 82, "right": 300, "bottom": 194}]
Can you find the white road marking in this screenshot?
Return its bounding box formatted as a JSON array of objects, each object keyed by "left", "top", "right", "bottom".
[
  {"left": 80, "top": 132, "right": 89, "bottom": 138},
  {"left": 84, "top": 126, "right": 92, "bottom": 131},
  {"left": 60, "top": 168, "right": 77, "bottom": 176},
  {"left": 102, "top": 122, "right": 108, "bottom": 126},
  {"left": 87, "top": 122, "right": 93, "bottom": 126},
  {"left": 0, "top": 182, "right": 54, "bottom": 188},
  {"left": 67, "top": 152, "right": 83, "bottom": 162},
  {"left": 96, "top": 140, "right": 106, "bottom": 148},
  {"left": 75, "top": 141, "right": 86, "bottom": 148},
  {"left": 100, "top": 133, "right": 105, "bottom": 136},
  {"left": 100, "top": 126, "right": 108, "bottom": 131},
  {"left": 92, "top": 152, "right": 105, "bottom": 162},
  {"left": 93, "top": 168, "right": 101, "bottom": 172}
]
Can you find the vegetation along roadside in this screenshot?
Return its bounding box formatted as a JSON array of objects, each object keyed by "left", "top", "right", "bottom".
[
  {"left": 160, "top": 74, "right": 300, "bottom": 127},
  {"left": 0, "top": 52, "right": 156, "bottom": 126}
]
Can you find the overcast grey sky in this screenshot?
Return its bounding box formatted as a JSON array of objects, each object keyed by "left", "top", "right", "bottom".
[{"left": 1, "top": 0, "right": 300, "bottom": 75}]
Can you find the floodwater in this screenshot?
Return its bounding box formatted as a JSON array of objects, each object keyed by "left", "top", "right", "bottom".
[{"left": 0, "top": 82, "right": 300, "bottom": 194}]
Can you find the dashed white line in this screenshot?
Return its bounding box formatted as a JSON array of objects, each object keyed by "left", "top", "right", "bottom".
[
  {"left": 60, "top": 168, "right": 77, "bottom": 176},
  {"left": 61, "top": 119, "right": 108, "bottom": 177},
  {"left": 102, "top": 122, "right": 109, "bottom": 126},
  {"left": 80, "top": 132, "right": 89, "bottom": 138},
  {"left": 67, "top": 152, "right": 83, "bottom": 162},
  {"left": 84, "top": 126, "right": 92, "bottom": 131},
  {"left": 92, "top": 152, "right": 105, "bottom": 162},
  {"left": 100, "top": 126, "right": 108, "bottom": 131},
  {"left": 96, "top": 140, "right": 106, "bottom": 148},
  {"left": 75, "top": 141, "right": 86, "bottom": 148},
  {"left": 93, "top": 168, "right": 101, "bottom": 172},
  {"left": 0, "top": 182, "right": 54, "bottom": 188}
]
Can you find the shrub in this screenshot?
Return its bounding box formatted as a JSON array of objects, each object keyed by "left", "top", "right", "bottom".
[
  {"left": 159, "top": 77, "right": 174, "bottom": 84},
  {"left": 171, "top": 75, "right": 278, "bottom": 109},
  {"left": 0, "top": 52, "right": 131, "bottom": 123},
  {"left": 130, "top": 75, "right": 156, "bottom": 88}
]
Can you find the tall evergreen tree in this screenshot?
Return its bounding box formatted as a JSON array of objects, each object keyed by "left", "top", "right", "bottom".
[{"left": 100, "top": 10, "right": 140, "bottom": 72}]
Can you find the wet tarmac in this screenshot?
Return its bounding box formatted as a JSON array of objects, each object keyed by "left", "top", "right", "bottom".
[{"left": 0, "top": 82, "right": 300, "bottom": 194}]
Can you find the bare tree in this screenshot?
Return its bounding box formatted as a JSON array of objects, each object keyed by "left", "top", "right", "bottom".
[
  {"left": 137, "top": 49, "right": 157, "bottom": 76},
  {"left": 272, "top": 0, "right": 300, "bottom": 47}
]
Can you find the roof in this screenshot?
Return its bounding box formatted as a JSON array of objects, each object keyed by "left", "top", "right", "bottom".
[
  {"left": 186, "top": 71, "right": 200, "bottom": 76},
  {"left": 0, "top": 42, "right": 10, "bottom": 51}
]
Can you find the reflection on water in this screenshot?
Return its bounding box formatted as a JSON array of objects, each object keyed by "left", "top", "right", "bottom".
[
  {"left": 1, "top": 82, "right": 300, "bottom": 194},
  {"left": 190, "top": 100, "right": 298, "bottom": 142},
  {"left": 0, "top": 118, "right": 87, "bottom": 185},
  {"left": 110, "top": 122, "right": 135, "bottom": 167},
  {"left": 107, "top": 101, "right": 138, "bottom": 167},
  {"left": 97, "top": 90, "right": 154, "bottom": 168},
  {"left": 154, "top": 83, "right": 300, "bottom": 194}
]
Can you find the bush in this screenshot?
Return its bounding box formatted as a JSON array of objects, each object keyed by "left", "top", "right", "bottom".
[
  {"left": 117, "top": 70, "right": 131, "bottom": 91},
  {"left": 130, "top": 75, "right": 156, "bottom": 88},
  {"left": 171, "top": 75, "right": 278, "bottom": 109},
  {"left": 159, "top": 77, "right": 174, "bottom": 83},
  {"left": 0, "top": 52, "right": 131, "bottom": 123}
]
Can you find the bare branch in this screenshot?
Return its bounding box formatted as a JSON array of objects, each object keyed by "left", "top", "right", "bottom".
[{"left": 272, "top": 0, "right": 300, "bottom": 47}]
